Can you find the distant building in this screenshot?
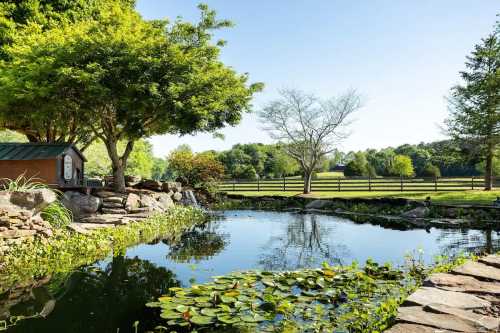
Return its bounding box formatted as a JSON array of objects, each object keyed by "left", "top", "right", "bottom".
[
  {"left": 331, "top": 164, "right": 346, "bottom": 172},
  {"left": 0, "top": 143, "right": 86, "bottom": 188}
]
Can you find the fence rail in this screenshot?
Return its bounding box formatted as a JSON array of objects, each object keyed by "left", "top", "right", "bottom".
[{"left": 219, "top": 176, "right": 499, "bottom": 192}]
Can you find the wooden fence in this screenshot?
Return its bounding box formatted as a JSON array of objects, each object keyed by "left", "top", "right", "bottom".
[{"left": 219, "top": 176, "right": 499, "bottom": 192}]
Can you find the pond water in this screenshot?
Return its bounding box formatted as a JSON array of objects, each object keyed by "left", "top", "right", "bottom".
[{"left": 4, "top": 210, "right": 499, "bottom": 332}]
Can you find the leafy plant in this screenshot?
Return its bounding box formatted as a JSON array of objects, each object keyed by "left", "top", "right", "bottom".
[
  {"left": 41, "top": 201, "right": 73, "bottom": 229},
  {"left": 0, "top": 174, "right": 46, "bottom": 192}
]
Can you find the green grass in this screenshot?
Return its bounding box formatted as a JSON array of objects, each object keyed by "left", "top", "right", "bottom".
[
  {"left": 315, "top": 171, "right": 344, "bottom": 178},
  {"left": 222, "top": 190, "right": 500, "bottom": 205}
]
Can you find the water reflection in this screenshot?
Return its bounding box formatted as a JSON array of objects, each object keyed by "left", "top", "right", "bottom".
[
  {"left": 5, "top": 255, "right": 179, "bottom": 333},
  {"left": 165, "top": 222, "right": 229, "bottom": 263},
  {"left": 436, "top": 229, "right": 500, "bottom": 256},
  {"left": 258, "top": 214, "right": 350, "bottom": 270}
]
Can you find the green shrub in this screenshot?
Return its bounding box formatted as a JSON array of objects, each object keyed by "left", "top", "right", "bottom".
[{"left": 41, "top": 201, "right": 73, "bottom": 229}]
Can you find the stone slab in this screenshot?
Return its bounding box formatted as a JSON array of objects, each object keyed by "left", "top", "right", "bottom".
[
  {"left": 385, "top": 323, "right": 453, "bottom": 333},
  {"left": 79, "top": 215, "right": 125, "bottom": 225},
  {"left": 66, "top": 223, "right": 91, "bottom": 235},
  {"left": 397, "top": 306, "right": 483, "bottom": 332},
  {"left": 0, "top": 229, "right": 36, "bottom": 239},
  {"left": 478, "top": 255, "right": 500, "bottom": 269},
  {"left": 71, "top": 223, "right": 114, "bottom": 230},
  {"left": 424, "top": 272, "right": 500, "bottom": 295},
  {"left": 404, "top": 287, "right": 490, "bottom": 309},
  {"left": 452, "top": 261, "right": 500, "bottom": 282},
  {"left": 424, "top": 303, "right": 499, "bottom": 331}
]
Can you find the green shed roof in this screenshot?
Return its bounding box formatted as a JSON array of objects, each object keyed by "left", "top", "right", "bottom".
[{"left": 0, "top": 143, "right": 86, "bottom": 161}]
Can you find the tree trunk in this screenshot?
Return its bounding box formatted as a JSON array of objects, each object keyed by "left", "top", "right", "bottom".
[
  {"left": 484, "top": 144, "right": 494, "bottom": 190},
  {"left": 303, "top": 170, "right": 312, "bottom": 194},
  {"left": 104, "top": 138, "right": 135, "bottom": 193}
]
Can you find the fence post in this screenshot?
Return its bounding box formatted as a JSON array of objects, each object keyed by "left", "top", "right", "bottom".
[
  {"left": 368, "top": 176, "right": 372, "bottom": 192},
  {"left": 471, "top": 176, "right": 474, "bottom": 190},
  {"left": 283, "top": 176, "right": 285, "bottom": 191},
  {"left": 434, "top": 176, "right": 438, "bottom": 192},
  {"left": 338, "top": 178, "right": 341, "bottom": 192},
  {"left": 400, "top": 176, "right": 403, "bottom": 192},
  {"left": 257, "top": 177, "right": 260, "bottom": 192},
  {"left": 233, "top": 179, "right": 236, "bottom": 192}
]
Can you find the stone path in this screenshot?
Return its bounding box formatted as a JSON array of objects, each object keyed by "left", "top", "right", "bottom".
[{"left": 386, "top": 255, "right": 500, "bottom": 332}]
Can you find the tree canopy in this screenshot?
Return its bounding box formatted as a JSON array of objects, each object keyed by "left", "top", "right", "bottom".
[
  {"left": 0, "top": 3, "right": 262, "bottom": 191},
  {"left": 446, "top": 26, "right": 500, "bottom": 190}
]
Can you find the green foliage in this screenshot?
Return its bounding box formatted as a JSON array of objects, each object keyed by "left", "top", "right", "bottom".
[
  {"left": 40, "top": 201, "right": 72, "bottom": 229},
  {"left": 0, "top": 206, "right": 206, "bottom": 293},
  {"left": 84, "top": 139, "right": 155, "bottom": 178},
  {"left": 392, "top": 155, "right": 415, "bottom": 177},
  {"left": 421, "top": 163, "right": 441, "bottom": 178},
  {"left": 0, "top": 174, "right": 46, "bottom": 191},
  {"left": 147, "top": 261, "right": 409, "bottom": 332},
  {"left": 167, "top": 149, "right": 225, "bottom": 193},
  {"left": 446, "top": 27, "right": 500, "bottom": 189},
  {"left": 344, "top": 152, "right": 369, "bottom": 177},
  {"left": 0, "top": 130, "right": 26, "bottom": 142}
]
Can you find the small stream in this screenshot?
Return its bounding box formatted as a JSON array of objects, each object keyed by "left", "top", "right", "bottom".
[{"left": 3, "top": 210, "right": 499, "bottom": 332}]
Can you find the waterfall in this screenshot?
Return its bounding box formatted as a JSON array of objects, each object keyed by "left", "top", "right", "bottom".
[{"left": 182, "top": 190, "right": 199, "bottom": 208}]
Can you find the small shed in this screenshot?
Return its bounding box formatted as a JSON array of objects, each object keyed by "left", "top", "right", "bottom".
[{"left": 0, "top": 143, "right": 86, "bottom": 188}]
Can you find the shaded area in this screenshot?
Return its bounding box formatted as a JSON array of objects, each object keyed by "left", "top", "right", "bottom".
[{"left": 4, "top": 255, "right": 180, "bottom": 333}]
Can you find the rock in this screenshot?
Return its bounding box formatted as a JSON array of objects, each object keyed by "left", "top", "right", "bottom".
[
  {"left": 101, "top": 208, "right": 128, "bottom": 215},
  {"left": 424, "top": 303, "right": 499, "bottom": 331},
  {"left": 452, "top": 261, "right": 500, "bottom": 282},
  {"left": 67, "top": 223, "right": 91, "bottom": 235},
  {"left": 79, "top": 215, "right": 125, "bottom": 225},
  {"left": 172, "top": 192, "right": 183, "bottom": 202},
  {"left": 401, "top": 206, "right": 429, "bottom": 219},
  {"left": 0, "top": 229, "right": 37, "bottom": 239},
  {"left": 101, "top": 202, "right": 124, "bottom": 209},
  {"left": 156, "top": 193, "right": 174, "bottom": 210},
  {"left": 305, "top": 200, "right": 331, "bottom": 210},
  {"left": 425, "top": 272, "right": 500, "bottom": 295},
  {"left": 404, "top": 287, "right": 490, "bottom": 309},
  {"left": 139, "top": 194, "right": 163, "bottom": 211},
  {"left": 94, "top": 191, "right": 126, "bottom": 199},
  {"left": 397, "top": 306, "right": 488, "bottom": 332},
  {"left": 385, "top": 323, "right": 449, "bottom": 333},
  {"left": 139, "top": 180, "right": 162, "bottom": 191},
  {"left": 162, "top": 182, "right": 182, "bottom": 193},
  {"left": 124, "top": 193, "right": 140, "bottom": 212},
  {"left": 62, "top": 191, "right": 101, "bottom": 218},
  {"left": 125, "top": 175, "right": 142, "bottom": 187},
  {"left": 478, "top": 255, "right": 500, "bottom": 269},
  {"left": 126, "top": 207, "right": 153, "bottom": 214},
  {"left": 103, "top": 196, "right": 124, "bottom": 204},
  {"left": 71, "top": 222, "right": 114, "bottom": 230},
  {"left": 3, "top": 189, "right": 57, "bottom": 215}
]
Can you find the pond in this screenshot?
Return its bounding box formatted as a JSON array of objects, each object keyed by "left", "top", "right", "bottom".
[{"left": 3, "top": 210, "right": 499, "bottom": 332}]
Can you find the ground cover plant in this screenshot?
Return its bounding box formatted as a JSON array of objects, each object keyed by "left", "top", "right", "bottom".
[
  {"left": 0, "top": 207, "right": 206, "bottom": 295},
  {"left": 145, "top": 254, "right": 472, "bottom": 333}
]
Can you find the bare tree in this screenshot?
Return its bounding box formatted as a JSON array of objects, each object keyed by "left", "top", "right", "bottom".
[{"left": 259, "top": 89, "right": 362, "bottom": 194}]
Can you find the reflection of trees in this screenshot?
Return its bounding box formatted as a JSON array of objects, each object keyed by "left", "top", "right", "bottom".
[
  {"left": 164, "top": 222, "right": 229, "bottom": 263},
  {"left": 259, "top": 214, "right": 350, "bottom": 270},
  {"left": 8, "top": 256, "right": 180, "bottom": 333},
  {"left": 436, "top": 229, "right": 500, "bottom": 257}
]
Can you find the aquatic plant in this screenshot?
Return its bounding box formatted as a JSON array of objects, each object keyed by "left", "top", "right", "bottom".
[
  {"left": 0, "top": 206, "right": 206, "bottom": 293},
  {"left": 146, "top": 261, "right": 411, "bottom": 332}
]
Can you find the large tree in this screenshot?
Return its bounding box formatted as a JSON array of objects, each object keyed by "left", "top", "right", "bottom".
[
  {"left": 259, "top": 89, "right": 361, "bottom": 194},
  {"left": 0, "top": 4, "right": 262, "bottom": 192},
  {"left": 0, "top": 0, "right": 136, "bottom": 147},
  {"left": 446, "top": 29, "right": 500, "bottom": 190}
]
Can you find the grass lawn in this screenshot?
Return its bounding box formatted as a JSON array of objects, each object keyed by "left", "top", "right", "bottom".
[{"left": 223, "top": 189, "right": 500, "bottom": 205}]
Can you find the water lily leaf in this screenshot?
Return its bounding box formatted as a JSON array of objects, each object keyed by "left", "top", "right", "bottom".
[
  {"left": 145, "top": 301, "right": 161, "bottom": 308},
  {"left": 217, "top": 315, "right": 240, "bottom": 324},
  {"left": 241, "top": 314, "right": 265, "bottom": 323},
  {"left": 175, "top": 305, "right": 188, "bottom": 313},
  {"left": 261, "top": 279, "right": 275, "bottom": 287},
  {"left": 160, "top": 310, "right": 181, "bottom": 320},
  {"left": 224, "top": 290, "right": 240, "bottom": 297},
  {"left": 200, "top": 308, "right": 219, "bottom": 317},
  {"left": 190, "top": 315, "right": 213, "bottom": 325},
  {"left": 221, "top": 296, "right": 236, "bottom": 303},
  {"left": 158, "top": 296, "right": 173, "bottom": 302}
]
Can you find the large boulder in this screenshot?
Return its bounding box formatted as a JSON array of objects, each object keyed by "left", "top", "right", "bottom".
[
  {"left": 401, "top": 206, "right": 429, "bottom": 219},
  {"left": 305, "top": 200, "right": 332, "bottom": 210},
  {"left": 162, "top": 182, "right": 182, "bottom": 193},
  {"left": 139, "top": 180, "right": 162, "bottom": 191},
  {"left": 124, "top": 193, "right": 140, "bottom": 212},
  {"left": 139, "top": 194, "right": 164, "bottom": 212},
  {"left": 125, "top": 175, "right": 142, "bottom": 187},
  {"left": 156, "top": 193, "right": 174, "bottom": 210},
  {"left": 62, "top": 191, "right": 101, "bottom": 218},
  {"left": 0, "top": 189, "right": 57, "bottom": 217}
]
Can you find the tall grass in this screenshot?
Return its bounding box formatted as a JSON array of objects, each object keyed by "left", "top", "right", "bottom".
[
  {"left": 0, "top": 174, "right": 46, "bottom": 192},
  {"left": 41, "top": 201, "right": 73, "bottom": 229}
]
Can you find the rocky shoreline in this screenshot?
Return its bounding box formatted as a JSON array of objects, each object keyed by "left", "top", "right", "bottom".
[{"left": 218, "top": 195, "right": 500, "bottom": 230}]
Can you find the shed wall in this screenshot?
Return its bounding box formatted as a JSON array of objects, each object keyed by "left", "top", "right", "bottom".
[{"left": 0, "top": 159, "right": 58, "bottom": 185}]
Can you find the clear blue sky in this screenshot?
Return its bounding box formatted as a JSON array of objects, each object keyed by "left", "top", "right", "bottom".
[{"left": 136, "top": 0, "right": 499, "bottom": 157}]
